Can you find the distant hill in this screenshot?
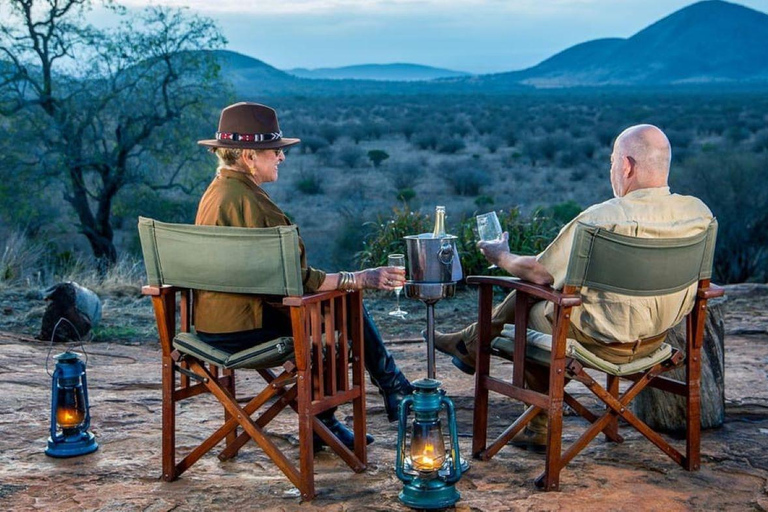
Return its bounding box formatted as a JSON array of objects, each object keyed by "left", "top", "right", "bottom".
[
  {"left": 209, "top": 50, "right": 500, "bottom": 97},
  {"left": 286, "top": 63, "right": 471, "bottom": 82},
  {"left": 470, "top": 0, "right": 768, "bottom": 87},
  {"left": 209, "top": 50, "right": 301, "bottom": 94}
]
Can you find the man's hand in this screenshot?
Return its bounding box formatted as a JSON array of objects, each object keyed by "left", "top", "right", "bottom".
[
  {"left": 477, "top": 232, "right": 511, "bottom": 267},
  {"left": 478, "top": 232, "right": 554, "bottom": 286}
]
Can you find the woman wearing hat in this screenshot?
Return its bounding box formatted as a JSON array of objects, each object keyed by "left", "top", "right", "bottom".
[{"left": 195, "top": 102, "right": 413, "bottom": 450}]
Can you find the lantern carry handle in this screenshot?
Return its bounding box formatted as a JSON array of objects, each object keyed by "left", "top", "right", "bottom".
[
  {"left": 441, "top": 395, "right": 463, "bottom": 485},
  {"left": 45, "top": 317, "right": 90, "bottom": 377},
  {"left": 395, "top": 395, "right": 416, "bottom": 484}
]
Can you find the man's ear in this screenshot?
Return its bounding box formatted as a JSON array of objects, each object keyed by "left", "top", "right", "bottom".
[{"left": 623, "top": 155, "right": 636, "bottom": 179}]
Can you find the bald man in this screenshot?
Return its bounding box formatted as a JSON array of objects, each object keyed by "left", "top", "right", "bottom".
[{"left": 433, "top": 124, "right": 713, "bottom": 450}]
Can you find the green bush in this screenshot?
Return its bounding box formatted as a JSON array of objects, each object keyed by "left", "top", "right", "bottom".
[
  {"left": 367, "top": 149, "right": 390, "bottom": 168},
  {"left": 396, "top": 188, "right": 416, "bottom": 203},
  {"left": 443, "top": 160, "right": 490, "bottom": 196},
  {"left": 543, "top": 200, "right": 582, "bottom": 224},
  {"left": 474, "top": 195, "right": 494, "bottom": 208},
  {"left": 358, "top": 207, "right": 562, "bottom": 279},
  {"left": 295, "top": 170, "right": 323, "bottom": 195},
  {"left": 673, "top": 151, "right": 768, "bottom": 283},
  {"left": 388, "top": 161, "right": 424, "bottom": 190},
  {"left": 454, "top": 208, "right": 561, "bottom": 278},
  {"left": 437, "top": 137, "right": 466, "bottom": 154},
  {"left": 357, "top": 207, "right": 431, "bottom": 268}
]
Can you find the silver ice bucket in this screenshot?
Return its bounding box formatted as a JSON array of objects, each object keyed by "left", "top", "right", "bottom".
[{"left": 404, "top": 233, "right": 463, "bottom": 283}]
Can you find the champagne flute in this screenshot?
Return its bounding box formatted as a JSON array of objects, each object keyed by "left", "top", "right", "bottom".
[
  {"left": 476, "top": 211, "right": 503, "bottom": 269},
  {"left": 387, "top": 254, "right": 407, "bottom": 318}
]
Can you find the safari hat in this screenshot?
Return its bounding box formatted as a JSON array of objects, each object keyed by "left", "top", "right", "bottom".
[{"left": 198, "top": 102, "right": 300, "bottom": 150}]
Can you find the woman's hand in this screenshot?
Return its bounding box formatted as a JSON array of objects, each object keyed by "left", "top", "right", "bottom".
[{"left": 358, "top": 266, "right": 406, "bottom": 291}]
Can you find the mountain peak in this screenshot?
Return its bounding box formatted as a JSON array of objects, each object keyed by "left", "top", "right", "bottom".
[{"left": 489, "top": 0, "right": 768, "bottom": 87}]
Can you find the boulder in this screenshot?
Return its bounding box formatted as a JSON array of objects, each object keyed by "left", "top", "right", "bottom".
[{"left": 632, "top": 297, "right": 726, "bottom": 433}]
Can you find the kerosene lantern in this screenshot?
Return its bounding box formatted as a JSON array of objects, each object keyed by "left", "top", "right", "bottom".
[
  {"left": 45, "top": 351, "right": 98, "bottom": 457},
  {"left": 395, "top": 378, "right": 462, "bottom": 509}
]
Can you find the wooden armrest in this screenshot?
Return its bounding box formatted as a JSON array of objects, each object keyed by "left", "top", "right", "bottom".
[
  {"left": 699, "top": 283, "right": 725, "bottom": 299},
  {"left": 142, "top": 285, "right": 178, "bottom": 296},
  {"left": 282, "top": 289, "right": 356, "bottom": 307},
  {"left": 467, "top": 275, "right": 581, "bottom": 307}
]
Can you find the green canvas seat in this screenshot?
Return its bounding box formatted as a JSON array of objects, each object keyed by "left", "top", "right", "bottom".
[
  {"left": 469, "top": 219, "right": 724, "bottom": 491},
  {"left": 173, "top": 332, "right": 294, "bottom": 370},
  {"left": 138, "top": 216, "right": 368, "bottom": 500},
  {"left": 494, "top": 325, "right": 673, "bottom": 377}
]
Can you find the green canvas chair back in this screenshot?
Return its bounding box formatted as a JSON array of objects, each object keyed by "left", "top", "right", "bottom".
[
  {"left": 564, "top": 219, "right": 717, "bottom": 296},
  {"left": 137, "top": 216, "right": 304, "bottom": 296}
]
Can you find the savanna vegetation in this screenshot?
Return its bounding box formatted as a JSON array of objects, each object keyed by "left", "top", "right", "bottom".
[{"left": 1, "top": 1, "right": 767, "bottom": 289}]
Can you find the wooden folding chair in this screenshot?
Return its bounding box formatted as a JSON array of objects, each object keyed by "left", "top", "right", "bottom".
[
  {"left": 469, "top": 220, "right": 724, "bottom": 490},
  {"left": 138, "top": 217, "right": 367, "bottom": 500}
]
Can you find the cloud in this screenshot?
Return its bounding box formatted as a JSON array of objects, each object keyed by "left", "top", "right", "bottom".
[{"left": 117, "top": 0, "right": 602, "bottom": 16}]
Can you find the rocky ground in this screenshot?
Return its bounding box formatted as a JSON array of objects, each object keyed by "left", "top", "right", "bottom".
[{"left": 0, "top": 284, "right": 766, "bottom": 511}]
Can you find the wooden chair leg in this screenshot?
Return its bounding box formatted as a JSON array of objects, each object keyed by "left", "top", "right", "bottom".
[
  {"left": 223, "top": 368, "right": 237, "bottom": 451},
  {"left": 162, "top": 354, "right": 177, "bottom": 482},
  {"left": 685, "top": 310, "right": 703, "bottom": 471},
  {"left": 297, "top": 364, "right": 315, "bottom": 501},
  {"left": 605, "top": 375, "right": 620, "bottom": 442},
  {"left": 473, "top": 283, "right": 494, "bottom": 458},
  {"left": 539, "top": 368, "right": 565, "bottom": 491}
]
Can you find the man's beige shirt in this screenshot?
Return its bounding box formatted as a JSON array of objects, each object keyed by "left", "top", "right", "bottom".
[{"left": 537, "top": 187, "right": 713, "bottom": 345}]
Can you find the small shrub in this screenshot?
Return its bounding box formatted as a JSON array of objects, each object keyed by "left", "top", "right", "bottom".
[
  {"left": 367, "top": 149, "right": 390, "bottom": 168},
  {"left": 388, "top": 161, "right": 424, "bottom": 190},
  {"left": 543, "top": 200, "right": 582, "bottom": 224},
  {"left": 437, "top": 138, "right": 466, "bottom": 154},
  {"left": 474, "top": 195, "right": 494, "bottom": 208},
  {"left": 301, "top": 135, "right": 330, "bottom": 154},
  {"left": 333, "top": 213, "right": 371, "bottom": 269},
  {"left": 396, "top": 188, "right": 416, "bottom": 203},
  {"left": 0, "top": 231, "right": 44, "bottom": 284},
  {"left": 483, "top": 135, "right": 503, "bottom": 154},
  {"left": 412, "top": 131, "right": 438, "bottom": 150},
  {"left": 569, "top": 167, "right": 588, "bottom": 181},
  {"left": 318, "top": 123, "right": 340, "bottom": 144},
  {"left": 443, "top": 159, "right": 491, "bottom": 196},
  {"left": 295, "top": 170, "right": 323, "bottom": 195},
  {"left": 336, "top": 144, "right": 365, "bottom": 168}
]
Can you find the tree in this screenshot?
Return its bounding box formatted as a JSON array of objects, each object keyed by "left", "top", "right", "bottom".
[
  {"left": 0, "top": 0, "right": 225, "bottom": 267},
  {"left": 367, "top": 149, "right": 389, "bottom": 168}
]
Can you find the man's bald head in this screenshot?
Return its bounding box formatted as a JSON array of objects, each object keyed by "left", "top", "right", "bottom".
[{"left": 610, "top": 124, "right": 671, "bottom": 197}]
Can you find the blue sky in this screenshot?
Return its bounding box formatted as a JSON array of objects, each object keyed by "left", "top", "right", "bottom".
[{"left": 115, "top": 0, "right": 768, "bottom": 74}]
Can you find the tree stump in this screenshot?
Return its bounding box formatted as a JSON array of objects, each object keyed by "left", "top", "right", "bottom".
[{"left": 632, "top": 297, "right": 726, "bottom": 433}]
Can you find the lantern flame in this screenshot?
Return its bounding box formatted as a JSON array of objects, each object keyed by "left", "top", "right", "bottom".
[
  {"left": 413, "top": 442, "right": 443, "bottom": 471},
  {"left": 57, "top": 406, "right": 85, "bottom": 429}
]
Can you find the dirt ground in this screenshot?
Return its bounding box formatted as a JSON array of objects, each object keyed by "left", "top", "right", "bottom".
[{"left": 0, "top": 284, "right": 766, "bottom": 511}]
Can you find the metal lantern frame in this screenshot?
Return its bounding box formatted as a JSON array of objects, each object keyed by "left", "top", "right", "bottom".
[
  {"left": 45, "top": 351, "right": 98, "bottom": 458},
  {"left": 395, "top": 378, "right": 462, "bottom": 509}
]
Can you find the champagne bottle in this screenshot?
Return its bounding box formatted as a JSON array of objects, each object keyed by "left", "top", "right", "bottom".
[{"left": 432, "top": 206, "right": 446, "bottom": 238}]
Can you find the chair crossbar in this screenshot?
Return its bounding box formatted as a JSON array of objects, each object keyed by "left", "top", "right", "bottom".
[
  {"left": 186, "top": 358, "right": 307, "bottom": 493},
  {"left": 481, "top": 405, "right": 542, "bottom": 461}
]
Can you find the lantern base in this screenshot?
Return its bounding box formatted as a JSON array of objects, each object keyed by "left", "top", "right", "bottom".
[
  {"left": 45, "top": 431, "right": 98, "bottom": 458},
  {"left": 399, "top": 478, "right": 460, "bottom": 510}
]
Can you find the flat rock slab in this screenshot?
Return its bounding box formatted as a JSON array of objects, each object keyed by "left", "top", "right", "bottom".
[{"left": 0, "top": 284, "right": 767, "bottom": 510}]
